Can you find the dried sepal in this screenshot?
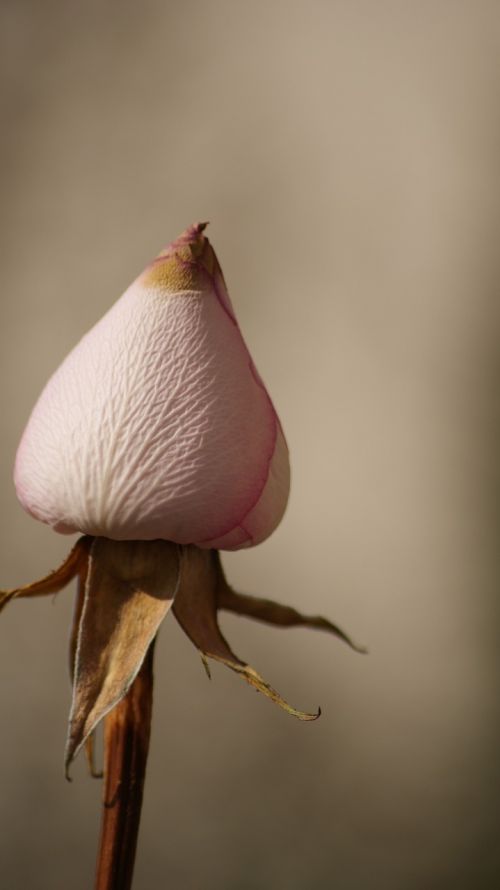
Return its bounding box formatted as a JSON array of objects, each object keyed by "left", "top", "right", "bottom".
[
  {"left": 68, "top": 561, "right": 103, "bottom": 777},
  {"left": 65, "top": 539, "right": 180, "bottom": 774},
  {"left": 173, "top": 547, "right": 240, "bottom": 663},
  {"left": 69, "top": 545, "right": 90, "bottom": 680},
  {"left": 208, "top": 654, "right": 320, "bottom": 721},
  {"left": 216, "top": 557, "right": 366, "bottom": 654},
  {"left": 0, "top": 535, "right": 92, "bottom": 614},
  {"left": 173, "top": 547, "right": 319, "bottom": 720}
]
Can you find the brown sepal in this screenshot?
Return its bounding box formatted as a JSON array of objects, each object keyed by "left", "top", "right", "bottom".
[
  {"left": 173, "top": 547, "right": 320, "bottom": 721},
  {"left": 0, "top": 535, "right": 93, "bottom": 614},
  {"left": 68, "top": 548, "right": 103, "bottom": 777},
  {"left": 65, "top": 538, "right": 180, "bottom": 775},
  {"left": 216, "top": 554, "right": 367, "bottom": 654}
]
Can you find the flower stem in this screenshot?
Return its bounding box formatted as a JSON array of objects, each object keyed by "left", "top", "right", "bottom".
[{"left": 94, "top": 639, "right": 155, "bottom": 890}]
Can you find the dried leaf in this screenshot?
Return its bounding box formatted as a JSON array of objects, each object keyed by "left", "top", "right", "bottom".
[
  {"left": 216, "top": 559, "right": 367, "bottom": 654},
  {"left": 65, "top": 538, "right": 180, "bottom": 774},
  {"left": 0, "top": 536, "right": 92, "bottom": 614},
  {"left": 173, "top": 547, "right": 319, "bottom": 720}
]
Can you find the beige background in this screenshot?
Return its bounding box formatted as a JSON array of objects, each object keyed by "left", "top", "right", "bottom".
[{"left": 1, "top": 1, "right": 499, "bottom": 888}]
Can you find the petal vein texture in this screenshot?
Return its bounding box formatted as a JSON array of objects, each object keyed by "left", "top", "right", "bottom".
[{"left": 15, "top": 224, "right": 290, "bottom": 549}]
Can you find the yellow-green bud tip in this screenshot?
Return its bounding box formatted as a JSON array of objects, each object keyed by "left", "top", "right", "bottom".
[{"left": 141, "top": 222, "right": 218, "bottom": 292}]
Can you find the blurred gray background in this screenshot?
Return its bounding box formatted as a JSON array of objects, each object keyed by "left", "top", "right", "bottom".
[{"left": 1, "top": 1, "right": 499, "bottom": 888}]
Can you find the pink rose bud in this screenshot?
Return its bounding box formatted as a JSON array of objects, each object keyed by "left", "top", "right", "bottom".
[
  {"left": 14, "top": 223, "right": 290, "bottom": 549},
  {"left": 2, "top": 223, "right": 363, "bottom": 777},
  {"left": 1, "top": 222, "right": 364, "bottom": 887}
]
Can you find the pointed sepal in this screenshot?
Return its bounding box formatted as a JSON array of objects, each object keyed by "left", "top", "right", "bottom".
[
  {"left": 173, "top": 547, "right": 319, "bottom": 721},
  {"left": 216, "top": 557, "right": 366, "bottom": 654},
  {"left": 0, "top": 536, "right": 92, "bottom": 614},
  {"left": 65, "top": 538, "right": 180, "bottom": 774}
]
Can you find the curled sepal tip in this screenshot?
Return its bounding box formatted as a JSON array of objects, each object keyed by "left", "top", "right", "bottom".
[
  {"left": 218, "top": 581, "right": 367, "bottom": 655},
  {"left": 208, "top": 653, "right": 321, "bottom": 721},
  {"left": 0, "top": 536, "right": 92, "bottom": 615},
  {"left": 173, "top": 547, "right": 321, "bottom": 722}
]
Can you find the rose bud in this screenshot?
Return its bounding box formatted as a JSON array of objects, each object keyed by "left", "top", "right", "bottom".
[{"left": 1, "top": 223, "right": 363, "bottom": 774}]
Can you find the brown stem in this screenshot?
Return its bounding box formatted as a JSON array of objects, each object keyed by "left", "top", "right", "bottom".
[{"left": 94, "top": 640, "right": 155, "bottom": 890}]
